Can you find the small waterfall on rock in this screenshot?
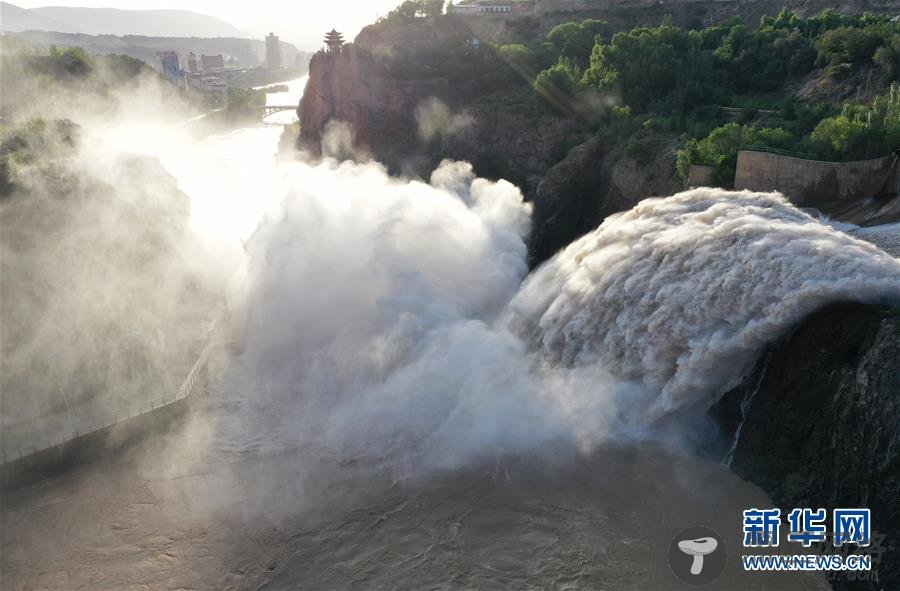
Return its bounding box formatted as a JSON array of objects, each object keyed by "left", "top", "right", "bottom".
[{"left": 721, "top": 350, "right": 772, "bottom": 467}]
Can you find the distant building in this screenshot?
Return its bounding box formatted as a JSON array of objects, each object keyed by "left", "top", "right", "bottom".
[
  {"left": 235, "top": 42, "right": 257, "bottom": 67},
  {"left": 449, "top": 1, "right": 515, "bottom": 15},
  {"left": 185, "top": 72, "right": 227, "bottom": 103},
  {"left": 187, "top": 52, "right": 199, "bottom": 73},
  {"left": 265, "top": 32, "right": 282, "bottom": 68},
  {"left": 200, "top": 54, "right": 225, "bottom": 71},
  {"left": 157, "top": 51, "right": 181, "bottom": 81},
  {"left": 324, "top": 29, "right": 344, "bottom": 54}
]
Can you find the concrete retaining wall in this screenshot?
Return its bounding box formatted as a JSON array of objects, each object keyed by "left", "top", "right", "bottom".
[{"left": 734, "top": 150, "right": 898, "bottom": 208}]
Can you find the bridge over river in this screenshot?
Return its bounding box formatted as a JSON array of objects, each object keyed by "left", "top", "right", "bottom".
[{"left": 257, "top": 105, "right": 298, "bottom": 118}]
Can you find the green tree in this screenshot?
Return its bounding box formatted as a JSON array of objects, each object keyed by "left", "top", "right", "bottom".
[
  {"left": 802, "top": 9, "right": 858, "bottom": 37},
  {"left": 543, "top": 19, "right": 608, "bottom": 69},
  {"left": 98, "top": 54, "right": 155, "bottom": 81},
  {"left": 388, "top": 0, "right": 443, "bottom": 20},
  {"left": 225, "top": 87, "right": 265, "bottom": 113},
  {"left": 874, "top": 35, "right": 900, "bottom": 79},
  {"left": 498, "top": 43, "right": 538, "bottom": 74},
  {"left": 676, "top": 123, "right": 794, "bottom": 185},
  {"left": 760, "top": 7, "right": 802, "bottom": 32},
  {"left": 584, "top": 20, "right": 723, "bottom": 113},
  {"left": 809, "top": 84, "right": 900, "bottom": 160},
  {"left": 716, "top": 25, "right": 815, "bottom": 92},
  {"left": 422, "top": 0, "right": 445, "bottom": 18},
  {"left": 37, "top": 46, "right": 93, "bottom": 78},
  {"left": 389, "top": 0, "right": 420, "bottom": 19},
  {"left": 817, "top": 26, "right": 882, "bottom": 67},
  {"left": 534, "top": 58, "right": 582, "bottom": 114}
]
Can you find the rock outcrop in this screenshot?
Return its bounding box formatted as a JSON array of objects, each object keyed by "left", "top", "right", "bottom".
[
  {"left": 529, "top": 134, "right": 682, "bottom": 264},
  {"left": 297, "top": 19, "right": 682, "bottom": 265},
  {"left": 298, "top": 48, "right": 400, "bottom": 162},
  {"left": 713, "top": 303, "right": 900, "bottom": 591},
  {"left": 298, "top": 20, "right": 584, "bottom": 184}
]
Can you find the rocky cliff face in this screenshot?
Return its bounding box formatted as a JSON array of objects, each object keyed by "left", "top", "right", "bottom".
[
  {"left": 530, "top": 133, "right": 682, "bottom": 264},
  {"left": 298, "top": 49, "right": 402, "bottom": 162},
  {"left": 299, "top": 47, "right": 583, "bottom": 187},
  {"left": 712, "top": 303, "right": 900, "bottom": 590}
]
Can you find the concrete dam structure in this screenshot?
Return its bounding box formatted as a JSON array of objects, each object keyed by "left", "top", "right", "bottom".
[{"left": 733, "top": 149, "right": 900, "bottom": 225}]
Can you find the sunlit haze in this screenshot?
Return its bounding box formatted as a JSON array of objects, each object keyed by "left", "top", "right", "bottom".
[
  {"left": 3, "top": 1, "right": 900, "bottom": 588},
  {"left": 8, "top": 0, "right": 404, "bottom": 48}
]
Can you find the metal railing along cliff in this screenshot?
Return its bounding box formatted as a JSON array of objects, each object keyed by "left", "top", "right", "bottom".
[{"left": 0, "top": 314, "right": 221, "bottom": 466}]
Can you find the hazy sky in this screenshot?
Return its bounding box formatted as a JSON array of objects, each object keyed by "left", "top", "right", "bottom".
[{"left": 11, "top": 0, "right": 405, "bottom": 47}]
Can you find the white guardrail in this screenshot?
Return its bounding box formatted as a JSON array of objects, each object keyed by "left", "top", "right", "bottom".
[{"left": 1, "top": 315, "right": 221, "bottom": 466}]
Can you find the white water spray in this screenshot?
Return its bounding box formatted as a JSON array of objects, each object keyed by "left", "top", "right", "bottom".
[
  {"left": 509, "top": 188, "right": 900, "bottom": 419},
  {"left": 227, "top": 167, "right": 900, "bottom": 471}
]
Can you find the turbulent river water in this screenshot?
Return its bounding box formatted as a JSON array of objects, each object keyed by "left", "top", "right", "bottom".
[{"left": 7, "top": 74, "right": 900, "bottom": 589}]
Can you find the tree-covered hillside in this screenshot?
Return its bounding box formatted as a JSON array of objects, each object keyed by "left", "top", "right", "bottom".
[
  {"left": 303, "top": 2, "right": 900, "bottom": 264},
  {"left": 525, "top": 9, "right": 899, "bottom": 177}
]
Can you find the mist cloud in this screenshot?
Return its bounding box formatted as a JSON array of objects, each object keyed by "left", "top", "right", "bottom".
[{"left": 416, "top": 98, "right": 474, "bottom": 143}]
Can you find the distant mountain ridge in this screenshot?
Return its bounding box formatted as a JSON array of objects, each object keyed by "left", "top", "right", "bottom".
[
  {"left": 0, "top": 2, "right": 245, "bottom": 38},
  {"left": 5, "top": 29, "right": 311, "bottom": 70},
  {"left": 1, "top": 2, "right": 76, "bottom": 32}
]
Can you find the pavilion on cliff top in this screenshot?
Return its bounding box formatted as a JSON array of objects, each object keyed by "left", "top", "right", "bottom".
[{"left": 325, "top": 29, "right": 345, "bottom": 54}]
